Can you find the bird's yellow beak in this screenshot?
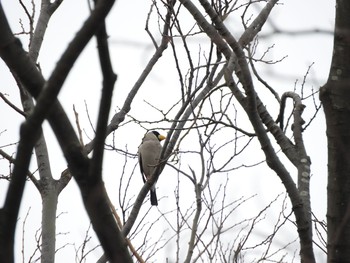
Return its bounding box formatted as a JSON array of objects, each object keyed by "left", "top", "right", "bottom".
[{"left": 158, "top": 135, "right": 166, "bottom": 141}]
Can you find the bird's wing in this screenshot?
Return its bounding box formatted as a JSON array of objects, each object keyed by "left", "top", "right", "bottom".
[
  {"left": 138, "top": 150, "right": 147, "bottom": 183},
  {"left": 138, "top": 140, "right": 162, "bottom": 180}
]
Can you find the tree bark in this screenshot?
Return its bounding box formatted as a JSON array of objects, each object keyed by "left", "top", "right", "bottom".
[
  {"left": 41, "top": 187, "right": 59, "bottom": 263},
  {"left": 320, "top": 0, "right": 350, "bottom": 262}
]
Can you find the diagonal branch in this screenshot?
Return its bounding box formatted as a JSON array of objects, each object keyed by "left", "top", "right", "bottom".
[
  {"left": 190, "top": 0, "right": 315, "bottom": 261},
  {"left": 84, "top": 1, "right": 174, "bottom": 154},
  {"left": 0, "top": 1, "right": 133, "bottom": 262}
]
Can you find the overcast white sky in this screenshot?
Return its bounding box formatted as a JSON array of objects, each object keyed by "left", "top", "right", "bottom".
[{"left": 0, "top": 0, "right": 335, "bottom": 262}]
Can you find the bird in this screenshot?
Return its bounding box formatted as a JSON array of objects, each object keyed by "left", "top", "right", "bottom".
[{"left": 138, "top": 131, "right": 166, "bottom": 206}]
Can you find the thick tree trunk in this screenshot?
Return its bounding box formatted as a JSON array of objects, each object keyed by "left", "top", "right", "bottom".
[
  {"left": 320, "top": 0, "right": 350, "bottom": 262},
  {"left": 41, "top": 188, "right": 58, "bottom": 263}
]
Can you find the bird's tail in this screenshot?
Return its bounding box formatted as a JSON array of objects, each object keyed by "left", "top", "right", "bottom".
[{"left": 150, "top": 189, "right": 158, "bottom": 206}]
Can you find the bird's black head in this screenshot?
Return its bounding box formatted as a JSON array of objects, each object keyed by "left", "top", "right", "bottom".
[
  {"left": 151, "top": 131, "right": 166, "bottom": 141},
  {"left": 151, "top": 130, "right": 160, "bottom": 138}
]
